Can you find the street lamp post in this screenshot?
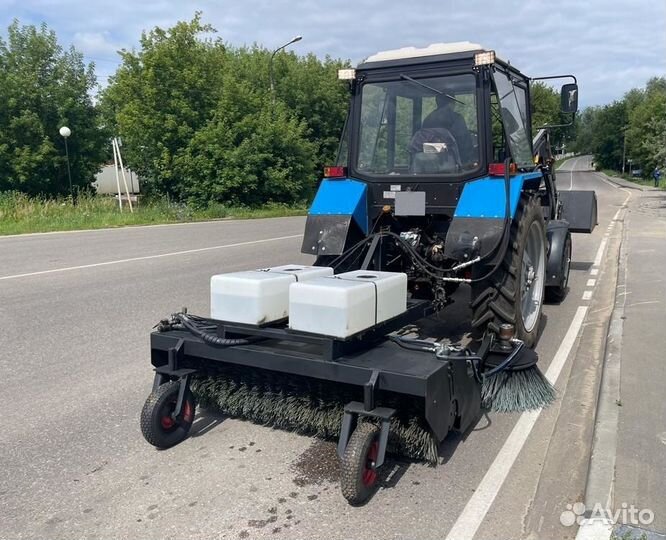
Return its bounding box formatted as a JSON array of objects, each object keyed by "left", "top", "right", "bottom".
[
  {"left": 59, "top": 126, "right": 74, "bottom": 202},
  {"left": 269, "top": 35, "right": 302, "bottom": 105},
  {"left": 621, "top": 125, "right": 628, "bottom": 174}
]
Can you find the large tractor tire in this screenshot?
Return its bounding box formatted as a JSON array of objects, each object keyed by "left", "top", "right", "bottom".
[{"left": 470, "top": 195, "right": 546, "bottom": 348}]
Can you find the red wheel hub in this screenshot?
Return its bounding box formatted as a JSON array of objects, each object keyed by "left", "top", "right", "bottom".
[
  {"left": 160, "top": 399, "right": 193, "bottom": 430},
  {"left": 182, "top": 400, "right": 193, "bottom": 423},
  {"left": 160, "top": 414, "right": 175, "bottom": 429},
  {"left": 362, "top": 441, "right": 379, "bottom": 487}
]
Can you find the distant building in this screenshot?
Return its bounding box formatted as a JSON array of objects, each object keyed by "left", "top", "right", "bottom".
[{"left": 94, "top": 164, "right": 141, "bottom": 195}]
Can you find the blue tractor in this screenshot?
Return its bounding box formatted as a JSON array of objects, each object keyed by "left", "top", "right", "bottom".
[
  {"left": 142, "top": 43, "right": 597, "bottom": 505},
  {"left": 305, "top": 42, "right": 595, "bottom": 347}
]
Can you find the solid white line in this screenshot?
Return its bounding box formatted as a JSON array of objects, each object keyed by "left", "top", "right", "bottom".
[
  {"left": 590, "top": 268, "right": 599, "bottom": 276},
  {"left": 0, "top": 215, "right": 306, "bottom": 240},
  {"left": 445, "top": 306, "right": 588, "bottom": 540},
  {"left": 611, "top": 208, "right": 622, "bottom": 221},
  {"left": 567, "top": 156, "right": 581, "bottom": 190},
  {"left": 587, "top": 279, "right": 596, "bottom": 287},
  {"left": 593, "top": 238, "right": 608, "bottom": 267},
  {"left": 0, "top": 234, "right": 303, "bottom": 281},
  {"left": 582, "top": 290, "right": 593, "bottom": 301}
]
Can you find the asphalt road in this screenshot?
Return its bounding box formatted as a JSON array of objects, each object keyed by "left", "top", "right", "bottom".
[{"left": 0, "top": 158, "right": 630, "bottom": 540}]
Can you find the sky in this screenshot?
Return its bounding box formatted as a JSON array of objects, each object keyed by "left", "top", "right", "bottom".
[{"left": 1, "top": 0, "right": 665, "bottom": 107}]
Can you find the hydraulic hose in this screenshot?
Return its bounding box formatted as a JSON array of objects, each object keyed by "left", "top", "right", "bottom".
[
  {"left": 326, "top": 158, "right": 514, "bottom": 282},
  {"left": 175, "top": 313, "right": 259, "bottom": 347}
]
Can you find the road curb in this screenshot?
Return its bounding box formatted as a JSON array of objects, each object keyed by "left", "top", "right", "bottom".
[{"left": 576, "top": 201, "right": 630, "bottom": 539}]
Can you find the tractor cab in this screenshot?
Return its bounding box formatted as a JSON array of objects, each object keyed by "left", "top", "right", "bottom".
[
  {"left": 337, "top": 43, "right": 539, "bottom": 184},
  {"left": 303, "top": 43, "right": 586, "bottom": 263}
]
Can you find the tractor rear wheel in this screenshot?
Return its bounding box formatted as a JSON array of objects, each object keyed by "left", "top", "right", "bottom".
[{"left": 470, "top": 195, "right": 546, "bottom": 347}]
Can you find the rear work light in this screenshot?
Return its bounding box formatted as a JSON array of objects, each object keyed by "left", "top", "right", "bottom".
[
  {"left": 488, "top": 162, "right": 517, "bottom": 176},
  {"left": 323, "top": 166, "right": 347, "bottom": 178}
]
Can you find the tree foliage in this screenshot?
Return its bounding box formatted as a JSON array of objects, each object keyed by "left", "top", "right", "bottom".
[
  {"left": 3, "top": 14, "right": 664, "bottom": 204},
  {"left": 573, "top": 77, "right": 666, "bottom": 173},
  {"left": 530, "top": 82, "right": 575, "bottom": 150},
  {"left": 0, "top": 20, "right": 106, "bottom": 196},
  {"left": 100, "top": 14, "right": 349, "bottom": 206}
]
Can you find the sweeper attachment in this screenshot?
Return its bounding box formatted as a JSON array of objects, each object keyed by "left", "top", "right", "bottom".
[{"left": 140, "top": 42, "right": 597, "bottom": 505}]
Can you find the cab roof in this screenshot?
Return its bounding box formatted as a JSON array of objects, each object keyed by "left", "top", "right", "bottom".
[{"left": 357, "top": 41, "right": 507, "bottom": 71}]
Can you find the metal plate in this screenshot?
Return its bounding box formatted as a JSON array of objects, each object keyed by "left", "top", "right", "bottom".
[{"left": 395, "top": 191, "right": 426, "bottom": 216}]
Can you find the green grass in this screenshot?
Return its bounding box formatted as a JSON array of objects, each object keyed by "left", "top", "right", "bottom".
[
  {"left": 554, "top": 156, "right": 573, "bottom": 169},
  {"left": 0, "top": 191, "right": 308, "bottom": 236}
]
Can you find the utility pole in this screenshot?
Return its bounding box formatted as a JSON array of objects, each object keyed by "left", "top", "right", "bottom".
[{"left": 622, "top": 126, "right": 628, "bottom": 174}]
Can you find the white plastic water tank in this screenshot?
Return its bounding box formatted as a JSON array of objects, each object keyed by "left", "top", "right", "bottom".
[
  {"left": 210, "top": 264, "right": 333, "bottom": 324},
  {"left": 289, "top": 271, "right": 407, "bottom": 338},
  {"left": 337, "top": 270, "right": 408, "bottom": 323}
]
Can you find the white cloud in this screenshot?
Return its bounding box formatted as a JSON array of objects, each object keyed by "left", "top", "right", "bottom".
[
  {"left": 72, "top": 31, "right": 121, "bottom": 57},
  {"left": 1, "top": 0, "right": 664, "bottom": 105}
]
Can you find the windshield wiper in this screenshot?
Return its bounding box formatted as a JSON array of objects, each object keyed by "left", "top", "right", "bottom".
[{"left": 399, "top": 74, "right": 464, "bottom": 105}]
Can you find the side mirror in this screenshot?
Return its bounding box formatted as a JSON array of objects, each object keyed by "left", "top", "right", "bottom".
[{"left": 561, "top": 83, "right": 578, "bottom": 113}]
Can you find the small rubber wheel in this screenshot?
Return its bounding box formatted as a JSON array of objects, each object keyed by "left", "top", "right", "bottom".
[
  {"left": 340, "top": 422, "right": 381, "bottom": 505},
  {"left": 140, "top": 381, "right": 196, "bottom": 449},
  {"left": 546, "top": 232, "right": 571, "bottom": 303}
]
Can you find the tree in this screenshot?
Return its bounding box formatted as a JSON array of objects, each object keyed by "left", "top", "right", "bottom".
[
  {"left": 174, "top": 76, "right": 316, "bottom": 206},
  {"left": 570, "top": 77, "right": 666, "bottom": 173},
  {"left": 590, "top": 100, "right": 627, "bottom": 170},
  {"left": 626, "top": 77, "right": 666, "bottom": 172},
  {"left": 100, "top": 13, "right": 226, "bottom": 197},
  {"left": 530, "top": 82, "right": 575, "bottom": 149},
  {"left": 101, "top": 15, "right": 349, "bottom": 205},
  {"left": 0, "top": 20, "right": 106, "bottom": 196}
]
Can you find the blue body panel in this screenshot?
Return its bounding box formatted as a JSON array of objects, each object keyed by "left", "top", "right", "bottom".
[
  {"left": 308, "top": 178, "right": 369, "bottom": 233},
  {"left": 454, "top": 172, "right": 543, "bottom": 219}
]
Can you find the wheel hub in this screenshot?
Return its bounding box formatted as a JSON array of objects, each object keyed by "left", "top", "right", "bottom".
[
  {"left": 520, "top": 222, "right": 546, "bottom": 332},
  {"left": 362, "top": 441, "right": 379, "bottom": 487}
]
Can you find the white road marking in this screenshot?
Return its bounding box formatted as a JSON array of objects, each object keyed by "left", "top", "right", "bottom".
[
  {"left": 445, "top": 307, "right": 589, "bottom": 540},
  {"left": 582, "top": 291, "right": 593, "bottom": 301},
  {"left": 0, "top": 234, "right": 304, "bottom": 281},
  {"left": 590, "top": 269, "right": 599, "bottom": 276},
  {"left": 593, "top": 238, "right": 608, "bottom": 267},
  {"left": 567, "top": 156, "right": 582, "bottom": 190},
  {"left": 587, "top": 279, "right": 596, "bottom": 287},
  {"left": 0, "top": 216, "right": 305, "bottom": 239}
]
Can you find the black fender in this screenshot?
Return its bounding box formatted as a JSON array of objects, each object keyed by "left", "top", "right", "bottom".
[{"left": 546, "top": 220, "right": 570, "bottom": 286}]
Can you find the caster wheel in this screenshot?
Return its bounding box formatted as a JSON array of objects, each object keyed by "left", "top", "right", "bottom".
[
  {"left": 140, "top": 380, "right": 195, "bottom": 449},
  {"left": 340, "top": 422, "right": 381, "bottom": 505}
]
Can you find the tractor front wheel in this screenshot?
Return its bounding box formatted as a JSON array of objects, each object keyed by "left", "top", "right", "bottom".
[{"left": 470, "top": 195, "right": 546, "bottom": 347}]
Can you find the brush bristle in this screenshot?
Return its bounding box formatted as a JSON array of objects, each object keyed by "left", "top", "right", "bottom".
[
  {"left": 191, "top": 367, "right": 439, "bottom": 463},
  {"left": 482, "top": 366, "right": 556, "bottom": 413}
]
